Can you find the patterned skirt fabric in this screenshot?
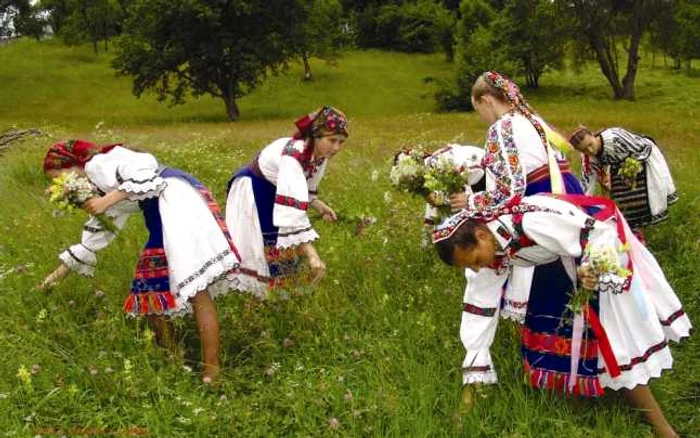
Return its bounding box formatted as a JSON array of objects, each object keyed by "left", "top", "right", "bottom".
[
  {"left": 124, "top": 168, "right": 246, "bottom": 317},
  {"left": 520, "top": 168, "right": 601, "bottom": 394}
]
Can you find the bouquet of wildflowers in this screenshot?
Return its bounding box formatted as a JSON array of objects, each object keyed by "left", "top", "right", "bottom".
[
  {"left": 567, "top": 243, "right": 631, "bottom": 316},
  {"left": 48, "top": 172, "right": 117, "bottom": 233},
  {"left": 389, "top": 149, "right": 428, "bottom": 196},
  {"left": 423, "top": 154, "right": 472, "bottom": 217},
  {"left": 617, "top": 157, "right": 643, "bottom": 189}
]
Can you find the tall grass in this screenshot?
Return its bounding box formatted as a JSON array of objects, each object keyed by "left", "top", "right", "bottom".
[{"left": 0, "top": 39, "right": 698, "bottom": 437}]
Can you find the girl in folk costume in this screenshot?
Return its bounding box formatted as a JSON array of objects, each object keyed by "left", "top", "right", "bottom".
[
  {"left": 225, "top": 106, "right": 348, "bottom": 295},
  {"left": 433, "top": 194, "right": 691, "bottom": 438},
  {"left": 452, "top": 71, "right": 584, "bottom": 353},
  {"left": 569, "top": 126, "right": 678, "bottom": 232},
  {"left": 40, "top": 140, "right": 256, "bottom": 383}
]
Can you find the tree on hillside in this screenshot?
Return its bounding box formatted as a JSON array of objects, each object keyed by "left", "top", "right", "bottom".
[
  {"left": 491, "top": 0, "right": 567, "bottom": 88},
  {"left": 558, "top": 0, "right": 672, "bottom": 100},
  {"left": 58, "top": 0, "right": 124, "bottom": 54},
  {"left": 113, "top": 0, "right": 303, "bottom": 122},
  {"left": 38, "top": 0, "right": 70, "bottom": 35},
  {"left": 675, "top": 0, "right": 700, "bottom": 71},
  {"left": 291, "top": 0, "right": 346, "bottom": 81}
]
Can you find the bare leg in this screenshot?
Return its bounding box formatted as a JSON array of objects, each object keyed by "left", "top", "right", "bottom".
[
  {"left": 623, "top": 386, "right": 678, "bottom": 438},
  {"left": 147, "top": 314, "right": 176, "bottom": 352},
  {"left": 191, "top": 290, "right": 221, "bottom": 384}
]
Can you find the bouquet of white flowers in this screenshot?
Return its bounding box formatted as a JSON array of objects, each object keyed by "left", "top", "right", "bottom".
[
  {"left": 423, "top": 154, "right": 473, "bottom": 216},
  {"left": 389, "top": 149, "right": 428, "bottom": 196},
  {"left": 48, "top": 172, "right": 117, "bottom": 233}
]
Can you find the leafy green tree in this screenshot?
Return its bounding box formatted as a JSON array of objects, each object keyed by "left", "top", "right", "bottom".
[
  {"left": 113, "top": 0, "right": 302, "bottom": 122},
  {"left": 491, "top": 0, "right": 567, "bottom": 88},
  {"left": 558, "top": 0, "right": 673, "bottom": 100},
  {"left": 291, "top": 0, "right": 346, "bottom": 81},
  {"left": 58, "top": 0, "right": 124, "bottom": 54},
  {"left": 675, "top": 0, "right": 700, "bottom": 71}
]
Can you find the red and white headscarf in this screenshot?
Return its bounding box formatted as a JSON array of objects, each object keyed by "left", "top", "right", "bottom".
[
  {"left": 43, "top": 139, "right": 121, "bottom": 172},
  {"left": 292, "top": 106, "right": 348, "bottom": 140}
]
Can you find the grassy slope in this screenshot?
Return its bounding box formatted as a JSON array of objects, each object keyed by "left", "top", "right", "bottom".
[{"left": 0, "top": 39, "right": 698, "bottom": 437}]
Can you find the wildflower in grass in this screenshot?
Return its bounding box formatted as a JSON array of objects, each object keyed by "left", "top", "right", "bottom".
[
  {"left": 17, "top": 365, "right": 31, "bottom": 385},
  {"left": 282, "top": 338, "right": 293, "bottom": 348},
  {"left": 104, "top": 367, "right": 113, "bottom": 374},
  {"left": 36, "top": 308, "right": 47, "bottom": 323},
  {"left": 30, "top": 364, "right": 41, "bottom": 375},
  {"left": 328, "top": 417, "right": 341, "bottom": 430},
  {"left": 142, "top": 329, "right": 154, "bottom": 343},
  {"left": 371, "top": 170, "right": 379, "bottom": 181},
  {"left": 182, "top": 365, "right": 193, "bottom": 373},
  {"left": 383, "top": 191, "right": 393, "bottom": 204},
  {"left": 344, "top": 392, "right": 353, "bottom": 402},
  {"left": 123, "top": 359, "right": 133, "bottom": 374},
  {"left": 94, "top": 289, "right": 105, "bottom": 298}
]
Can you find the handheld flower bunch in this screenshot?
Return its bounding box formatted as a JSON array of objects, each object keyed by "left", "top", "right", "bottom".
[
  {"left": 567, "top": 243, "right": 631, "bottom": 317},
  {"left": 423, "top": 154, "right": 472, "bottom": 217},
  {"left": 617, "top": 157, "right": 643, "bottom": 189},
  {"left": 48, "top": 172, "right": 117, "bottom": 233},
  {"left": 389, "top": 148, "right": 429, "bottom": 196}
]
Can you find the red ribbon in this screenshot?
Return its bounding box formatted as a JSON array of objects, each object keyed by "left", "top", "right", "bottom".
[{"left": 585, "top": 304, "right": 621, "bottom": 377}]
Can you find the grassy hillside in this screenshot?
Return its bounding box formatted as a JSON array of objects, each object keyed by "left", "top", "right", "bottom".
[{"left": 0, "top": 38, "right": 698, "bottom": 437}]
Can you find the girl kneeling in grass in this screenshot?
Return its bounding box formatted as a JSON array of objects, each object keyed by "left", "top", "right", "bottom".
[
  {"left": 433, "top": 194, "right": 691, "bottom": 438},
  {"left": 40, "top": 139, "right": 261, "bottom": 383}
]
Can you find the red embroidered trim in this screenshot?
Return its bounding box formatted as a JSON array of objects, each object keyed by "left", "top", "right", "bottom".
[
  {"left": 275, "top": 194, "right": 309, "bottom": 211},
  {"left": 521, "top": 327, "right": 599, "bottom": 360}
]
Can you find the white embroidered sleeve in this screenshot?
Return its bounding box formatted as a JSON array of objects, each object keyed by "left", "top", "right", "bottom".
[
  {"left": 59, "top": 213, "right": 131, "bottom": 277},
  {"left": 274, "top": 154, "right": 319, "bottom": 249},
  {"left": 116, "top": 152, "right": 167, "bottom": 201},
  {"left": 466, "top": 120, "right": 526, "bottom": 211},
  {"left": 460, "top": 267, "right": 509, "bottom": 385}
]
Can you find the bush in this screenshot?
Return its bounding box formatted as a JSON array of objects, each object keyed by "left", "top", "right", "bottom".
[{"left": 354, "top": 0, "right": 455, "bottom": 54}]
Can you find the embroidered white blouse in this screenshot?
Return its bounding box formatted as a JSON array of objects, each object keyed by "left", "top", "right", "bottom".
[
  {"left": 58, "top": 147, "right": 167, "bottom": 276},
  {"left": 257, "top": 137, "right": 328, "bottom": 248}
]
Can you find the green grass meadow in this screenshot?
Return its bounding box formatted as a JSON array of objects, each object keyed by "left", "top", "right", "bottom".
[{"left": 0, "top": 39, "right": 698, "bottom": 437}]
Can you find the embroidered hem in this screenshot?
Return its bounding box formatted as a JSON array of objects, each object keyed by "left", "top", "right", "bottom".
[
  {"left": 276, "top": 228, "right": 319, "bottom": 249},
  {"left": 59, "top": 248, "right": 96, "bottom": 277},
  {"left": 118, "top": 177, "right": 167, "bottom": 201},
  {"left": 524, "top": 360, "right": 604, "bottom": 397},
  {"left": 463, "top": 366, "right": 498, "bottom": 385}
]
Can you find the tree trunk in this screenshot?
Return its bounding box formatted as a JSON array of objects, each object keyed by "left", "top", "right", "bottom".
[
  {"left": 220, "top": 78, "right": 240, "bottom": 121},
  {"left": 302, "top": 52, "right": 313, "bottom": 82},
  {"left": 590, "top": 33, "right": 624, "bottom": 99},
  {"left": 621, "top": 26, "right": 643, "bottom": 101}
]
